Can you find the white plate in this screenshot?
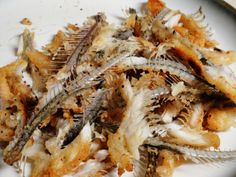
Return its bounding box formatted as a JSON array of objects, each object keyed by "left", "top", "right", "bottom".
[{"left": 0, "top": 0, "right": 236, "bottom": 177}]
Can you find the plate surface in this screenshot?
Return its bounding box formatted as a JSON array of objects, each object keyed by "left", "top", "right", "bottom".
[{"left": 0, "top": 0, "right": 236, "bottom": 177}]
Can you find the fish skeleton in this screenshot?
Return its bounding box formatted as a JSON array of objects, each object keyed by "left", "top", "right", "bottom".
[
  {"left": 61, "top": 89, "right": 107, "bottom": 147},
  {"left": 3, "top": 32, "right": 134, "bottom": 165}
]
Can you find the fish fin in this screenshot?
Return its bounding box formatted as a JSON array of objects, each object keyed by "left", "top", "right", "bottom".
[{"left": 191, "top": 7, "right": 213, "bottom": 37}]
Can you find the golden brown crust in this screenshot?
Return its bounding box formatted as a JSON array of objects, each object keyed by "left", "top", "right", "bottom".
[
  {"left": 1, "top": 3, "right": 236, "bottom": 177},
  {"left": 0, "top": 124, "right": 14, "bottom": 141},
  {"left": 67, "top": 24, "right": 80, "bottom": 32},
  {"left": 31, "top": 130, "right": 91, "bottom": 177},
  {"left": 147, "top": 0, "right": 166, "bottom": 16},
  {"left": 175, "top": 14, "right": 216, "bottom": 48},
  {"left": 107, "top": 133, "right": 133, "bottom": 171},
  {"left": 0, "top": 59, "right": 27, "bottom": 99},
  {"left": 45, "top": 31, "right": 65, "bottom": 54},
  {"left": 205, "top": 107, "right": 236, "bottom": 132},
  {"left": 156, "top": 150, "right": 184, "bottom": 177},
  {"left": 0, "top": 59, "right": 37, "bottom": 142},
  {"left": 25, "top": 50, "right": 52, "bottom": 75},
  {"left": 203, "top": 50, "right": 236, "bottom": 65},
  {"left": 20, "top": 18, "right": 32, "bottom": 25}
]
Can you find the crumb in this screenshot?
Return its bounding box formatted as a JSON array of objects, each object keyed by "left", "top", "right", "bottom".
[
  {"left": 20, "top": 18, "right": 32, "bottom": 26},
  {"left": 80, "top": 8, "right": 83, "bottom": 11},
  {"left": 67, "top": 23, "right": 80, "bottom": 32}
]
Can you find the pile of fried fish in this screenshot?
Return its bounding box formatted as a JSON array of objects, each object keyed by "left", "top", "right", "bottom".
[{"left": 1, "top": 0, "right": 236, "bottom": 176}]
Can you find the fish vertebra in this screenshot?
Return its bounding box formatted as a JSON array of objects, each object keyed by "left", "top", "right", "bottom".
[
  {"left": 48, "top": 13, "right": 106, "bottom": 74},
  {"left": 62, "top": 89, "right": 107, "bottom": 147},
  {"left": 144, "top": 138, "right": 236, "bottom": 163},
  {"left": 3, "top": 50, "right": 133, "bottom": 165}
]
